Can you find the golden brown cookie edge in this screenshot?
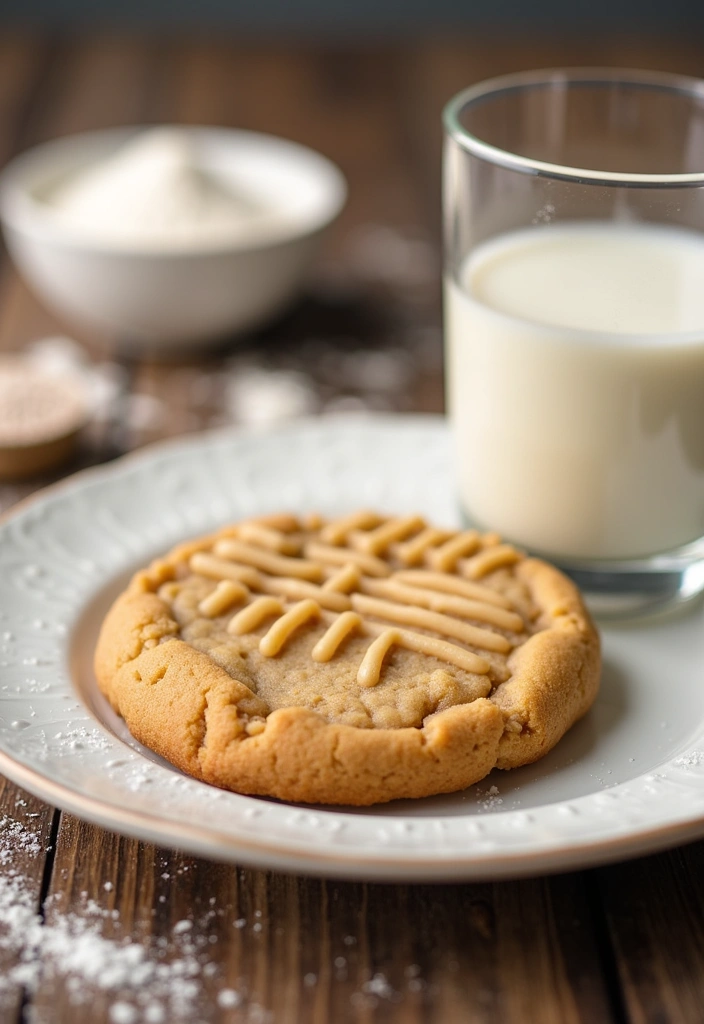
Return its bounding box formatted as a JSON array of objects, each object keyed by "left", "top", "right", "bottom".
[
  {"left": 491, "top": 557, "right": 601, "bottom": 770},
  {"left": 93, "top": 527, "right": 601, "bottom": 805}
]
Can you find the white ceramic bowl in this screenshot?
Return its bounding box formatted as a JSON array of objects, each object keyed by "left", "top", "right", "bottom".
[{"left": 0, "top": 126, "right": 347, "bottom": 351}]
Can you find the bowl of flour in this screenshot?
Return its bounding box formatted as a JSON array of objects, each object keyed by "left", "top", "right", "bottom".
[{"left": 0, "top": 126, "right": 346, "bottom": 352}]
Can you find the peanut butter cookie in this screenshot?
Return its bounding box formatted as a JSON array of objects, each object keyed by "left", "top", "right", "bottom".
[{"left": 95, "top": 511, "right": 600, "bottom": 805}]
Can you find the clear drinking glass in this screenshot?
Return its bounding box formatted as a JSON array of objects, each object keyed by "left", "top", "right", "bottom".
[{"left": 443, "top": 68, "right": 704, "bottom": 617}]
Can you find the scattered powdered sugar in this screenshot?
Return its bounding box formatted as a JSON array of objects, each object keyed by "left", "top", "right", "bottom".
[
  {"left": 0, "top": 817, "right": 432, "bottom": 1020},
  {"left": 0, "top": 816, "right": 42, "bottom": 865},
  {"left": 475, "top": 784, "right": 504, "bottom": 811},
  {"left": 224, "top": 367, "right": 318, "bottom": 427},
  {"left": 673, "top": 750, "right": 704, "bottom": 769},
  {"left": 217, "top": 988, "right": 242, "bottom": 1008},
  {"left": 350, "top": 971, "right": 403, "bottom": 1009},
  {"left": 23, "top": 335, "right": 169, "bottom": 441},
  {"left": 0, "top": 884, "right": 212, "bottom": 1022},
  {"left": 0, "top": 818, "right": 244, "bottom": 1023},
  {"left": 345, "top": 223, "right": 437, "bottom": 290},
  {"left": 109, "top": 1003, "right": 139, "bottom": 1024},
  {"left": 52, "top": 725, "right": 113, "bottom": 755},
  {"left": 362, "top": 972, "right": 395, "bottom": 999},
  {"left": 5, "top": 721, "right": 114, "bottom": 764}
]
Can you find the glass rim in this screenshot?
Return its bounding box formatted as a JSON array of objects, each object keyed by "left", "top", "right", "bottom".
[{"left": 443, "top": 67, "right": 704, "bottom": 188}]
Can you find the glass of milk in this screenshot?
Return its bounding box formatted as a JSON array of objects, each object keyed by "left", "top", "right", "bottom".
[{"left": 443, "top": 69, "right": 704, "bottom": 616}]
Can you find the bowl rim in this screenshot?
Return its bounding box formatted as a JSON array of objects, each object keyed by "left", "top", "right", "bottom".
[{"left": 0, "top": 124, "right": 348, "bottom": 257}]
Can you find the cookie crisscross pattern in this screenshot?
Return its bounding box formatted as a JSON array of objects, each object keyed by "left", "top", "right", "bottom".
[{"left": 178, "top": 513, "right": 525, "bottom": 688}]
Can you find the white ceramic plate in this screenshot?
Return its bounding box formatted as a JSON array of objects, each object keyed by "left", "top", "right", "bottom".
[{"left": 1, "top": 414, "right": 704, "bottom": 881}]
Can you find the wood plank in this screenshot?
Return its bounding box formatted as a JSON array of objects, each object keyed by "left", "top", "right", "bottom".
[
  {"left": 18, "top": 32, "right": 156, "bottom": 141},
  {"left": 598, "top": 845, "right": 704, "bottom": 1024},
  {"left": 596, "top": 36, "right": 704, "bottom": 76},
  {"left": 0, "top": 39, "right": 62, "bottom": 1022},
  {"left": 0, "top": 36, "right": 161, "bottom": 1015},
  {"left": 0, "top": 33, "right": 54, "bottom": 355},
  {"left": 0, "top": 35, "right": 157, "bottom": 508},
  {"left": 0, "top": 32, "right": 49, "bottom": 166},
  {"left": 31, "top": 815, "right": 154, "bottom": 1024},
  {"left": 0, "top": 33, "right": 157, "bottom": 359},
  {"left": 0, "top": 778, "right": 57, "bottom": 1024},
  {"left": 31, "top": 815, "right": 615, "bottom": 1023}
]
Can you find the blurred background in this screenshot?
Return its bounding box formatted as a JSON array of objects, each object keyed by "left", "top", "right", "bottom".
[
  {"left": 3, "top": 0, "right": 704, "bottom": 31},
  {"left": 0, "top": 1, "right": 702, "bottom": 510}
]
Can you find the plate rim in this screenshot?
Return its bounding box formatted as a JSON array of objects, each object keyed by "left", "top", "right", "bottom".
[
  {"left": 1, "top": 412, "right": 704, "bottom": 881},
  {"left": 3, "top": 745, "right": 704, "bottom": 881}
]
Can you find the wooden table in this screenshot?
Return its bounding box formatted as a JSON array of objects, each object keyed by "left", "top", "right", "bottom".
[{"left": 1, "top": 30, "right": 704, "bottom": 1024}]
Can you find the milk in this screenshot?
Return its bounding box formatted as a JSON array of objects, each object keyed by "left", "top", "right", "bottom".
[{"left": 445, "top": 222, "right": 704, "bottom": 560}]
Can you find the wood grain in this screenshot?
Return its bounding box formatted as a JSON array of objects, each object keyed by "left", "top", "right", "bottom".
[
  {"left": 0, "top": 779, "right": 57, "bottom": 1023},
  {"left": 30, "top": 815, "right": 617, "bottom": 1024},
  {"left": 598, "top": 846, "right": 704, "bottom": 1024}
]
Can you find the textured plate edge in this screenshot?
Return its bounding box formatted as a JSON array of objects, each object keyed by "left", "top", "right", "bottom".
[
  {"left": 0, "top": 413, "right": 441, "bottom": 528},
  {"left": 0, "top": 414, "right": 703, "bottom": 879},
  {"left": 3, "top": 745, "right": 704, "bottom": 881}
]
